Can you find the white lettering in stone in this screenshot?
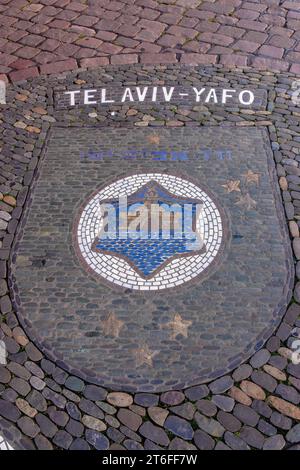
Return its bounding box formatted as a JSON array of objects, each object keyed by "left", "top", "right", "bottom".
[
  {"left": 152, "top": 86, "right": 158, "bottom": 102},
  {"left": 64, "top": 90, "right": 80, "bottom": 106},
  {"left": 84, "top": 89, "right": 97, "bottom": 105},
  {"left": 121, "top": 88, "right": 134, "bottom": 102},
  {"left": 222, "top": 89, "right": 236, "bottom": 104},
  {"left": 205, "top": 88, "right": 218, "bottom": 103},
  {"left": 136, "top": 86, "right": 148, "bottom": 101},
  {"left": 162, "top": 86, "right": 175, "bottom": 102},
  {"left": 239, "top": 90, "right": 255, "bottom": 105},
  {"left": 101, "top": 89, "right": 114, "bottom": 103},
  {"left": 193, "top": 87, "right": 206, "bottom": 102}
]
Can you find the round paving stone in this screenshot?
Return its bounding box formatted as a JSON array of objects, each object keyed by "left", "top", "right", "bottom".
[
  {"left": 224, "top": 431, "right": 250, "bottom": 451},
  {"left": 240, "top": 381, "right": 266, "bottom": 400},
  {"left": 169, "top": 438, "right": 197, "bottom": 451},
  {"left": 25, "top": 361, "right": 44, "bottom": 379},
  {"left": 96, "top": 401, "right": 116, "bottom": 415},
  {"left": 217, "top": 411, "right": 241, "bottom": 433},
  {"left": 16, "top": 398, "right": 37, "bottom": 418},
  {"left": 184, "top": 385, "right": 209, "bottom": 401},
  {"left": 148, "top": 406, "right": 169, "bottom": 426},
  {"left": 196, "top": 399, "right": 217, "bottom": 417},
  {"left": 0, "top": 366, "right": 11, "bottom": 384},
  {"left": 79, "top": 399, "right": 104, "bottom": 419},
  {"left": 258, "top": 419, "right": 277, "bottom": 437},
  {"left": 70, "top": 438, "right": 90, "bottom": 450},
  {"left": 66, "top": 418, "right": 84, "bottom": 437},
  {"left": 30, "top": 376, "right": 45, "bottom": 391},
  {"left": 53, "top": 430, "right": 73, "bottom": 450},
  {"left": 250, "top": 349, "right": 271, "bottom": 368},
  {"left": 35, "top": 414, "right": 58, "bottom": 439},
  {"left": 82, "top": 415, "right": 106, "bottom": 432},
  {"left": 124, "top": 440, "right": 143, "bottom": 450},
  {"left": 10, "top": 378, "right": 31, "bottom": 397},
  {"left": 270, "top": 411, "right": 292, "bottom": 430},
  {"left": 48, "top": 408, "right": 69, "bottom": 427},
  {"left": 107, "top": 427, "right": 124, "bottom": 444},
  {"left": 85, "top": 429, "right": 109, "bottom": 450},
  {"left": 107, "top": 392, "right": 133, "bottom": 408},
  {"left": 1, "top": 389, "right": 18, "bottom": 403},
  {"left": 239, "top": 426, "right": 265, "bottom": 450},
  {"left": 164, "top": 415, "right": 194, "bottom": 440},
  {"left": 7, "top": 362, "right": 30, "bottom": 380},
  {"left": 17, "top": 416, "right": 39, "bottom": 438},
  {"left": 170, "top": 402, "right": 195, "bottom": 420},
  {"left": 66, "top": 402, "right": 81, "bottom": 421},
  {"left": 105, "top": 414, "right": 119, "bottom": 428},
  {"left": 0, "top": 399, "right": 21, "bottom": 422},
  {"left": 211, "top": 395, "right": 235, "bottom": 412},
  {"left": 195, "top": 413, "right": 225, "bottom": 438},
  {"left": 134, "top": 393, "right": 158, "bottom": 407},
  {"left": 286, "top": 424, "right": 300, "bottom": 443},
  {"left": 160, "top": 391, "right": 185, "bottom": 406},
  {"left": 117, "top": 409, "right": 142, "bottom": 432},
  {"left": 232, "top": 364, "right": 253, "bottom": 382},
  {"left": 34, "top": 434, "right": 53, "bottom": 450},
  {"left": 65, "top": 376, "right": 85, "bottom": 393},
  {"left": 209, "top": 376, "right": 234, "bottom": 394},
  {"left": 27, "top": 390, "right": 47, "bottom": 413},
  {"left": 193, "top": 429, "right": 215, "bottom": 450},
  {"left": 263, "top": 434, "right": 286, "bottom": 450},
  {"left": 84, "top": 385, "right": 107, "bottom": 401},
  {"left": 233, "top": 404, "right": 259, "bottom": 427},
  {"left": 139, "top": 422, "right": 169, "bottom": 447},
  {"left": 25, "top": 343, "right": 43, "bottom": 362}
]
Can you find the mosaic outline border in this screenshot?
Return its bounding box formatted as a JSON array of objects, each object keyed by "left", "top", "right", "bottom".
[{"left": 7, "top": 125, "right": 294, "bottom": 392}]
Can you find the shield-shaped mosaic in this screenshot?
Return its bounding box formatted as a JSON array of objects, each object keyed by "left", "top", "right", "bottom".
[{"left": 10, "top": 127, "right": 292, "bottom": 391}]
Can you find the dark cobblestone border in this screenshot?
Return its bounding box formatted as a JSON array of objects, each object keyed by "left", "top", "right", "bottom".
[{"left": 0, "top": 64, "right": 300, "bottom": 450}]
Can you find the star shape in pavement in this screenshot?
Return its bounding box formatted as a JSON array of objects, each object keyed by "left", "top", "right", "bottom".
[
  {"left": 133, "top": 344, "right": 159, "bottom": 367},
  {"left": 147, "top": 134, "right": 160, "bottom": 145},
  {"left": 102, "top": 312, "right": 124, "bottom": 338},
  {"left": 243, "top": 170, "right": 260, "bottom": 185},
  {"left": 165, "top": 313, "right": 192, "bottom": 340},
  {"left": 221, "top": 180, "right": 241, "bottom": 193},
  {"left": 235, "top": 193, "right": 257, "bottom": 211}
]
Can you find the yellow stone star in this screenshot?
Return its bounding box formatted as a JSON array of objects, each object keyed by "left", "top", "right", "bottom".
[
  {"left": 243, "top": 170, "right": 260, "bottom": 185},
  {"left": 221, "top": 180, "right": 241, "bottom": 193},
  {"left": 102, "top": 312, "right": 124, "bottom": 338},
  {"left": 147, "top": 134, "right": 160, "bottom": 145},
  {"left": 133, "top": 344, "right": 159, "bottom": 367},
  {"left": 165, "top": 313, "right": 192, "bottom": 340},
  {"left": 235, "top": 193, "right": 257, "bottom": 211}
]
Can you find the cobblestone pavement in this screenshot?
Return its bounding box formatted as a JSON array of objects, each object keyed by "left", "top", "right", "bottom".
[
  {"left": 0, "top": 0, "right": 300, "bottom": 83},
  {"left": 0, "top": 63, "right": 300, "bottom": 451}
]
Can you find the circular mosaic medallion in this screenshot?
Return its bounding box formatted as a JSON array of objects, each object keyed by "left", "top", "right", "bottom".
[{"left": 75, "top": 173, "right": 225, "bottom": 290}]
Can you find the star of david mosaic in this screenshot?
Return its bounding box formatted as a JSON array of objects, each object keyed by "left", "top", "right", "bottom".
[
  {"left": 91, "top": 181, "right": 206, "bottom": 279},
  {"left": 75, "top": 174, "right": 225, "bottom": 291}
]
